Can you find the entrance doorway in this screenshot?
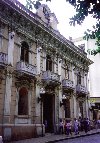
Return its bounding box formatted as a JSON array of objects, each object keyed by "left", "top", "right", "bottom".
[{"left": 43, "top": 94, "right": 54, "bottom": 133}]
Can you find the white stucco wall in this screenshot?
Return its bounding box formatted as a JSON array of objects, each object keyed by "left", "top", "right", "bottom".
[
  {"left": 73, "top": 38, "right": 100, "bottom": 98},
  {"left": 87, "top": 39, "right": 100, "bottom": 97}
]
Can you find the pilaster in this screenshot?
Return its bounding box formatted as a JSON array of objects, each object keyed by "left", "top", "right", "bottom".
[
  {"left": 37, "top": 47, "right": 42, "bottom": 75},
  {"left": 4, "top": 68, "right": 13, "bottom": 123},
  {"left": 58, "top": 58, "right": 62, "bottom": 81},
  {"left": 8, "top": 31, "right": 15, "bottom": 66},
  {"left": 73, "top": 92, "right": 77, "bottom": 118}
]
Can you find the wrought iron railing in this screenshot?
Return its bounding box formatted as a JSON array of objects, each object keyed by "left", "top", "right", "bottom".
[
  {"left": 76, "top": 84, "right": 88, "bottom": 94},
  {"left": 62, "top": 79, "right": 75, "bottom": 89},
  {"left": 42, "top": 70, "right": 60, "bottom": 82},
  {"left": 16, "top": 61, "right": 36, "bottom": 76},
  {"left": 0, "top": 52, "right": 7, "bottom": 65}
]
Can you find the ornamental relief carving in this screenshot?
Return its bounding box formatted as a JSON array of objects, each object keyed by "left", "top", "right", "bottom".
[
  {"left": 15, "top": 80, "right": 32, "bottom": 89},
  {"left": 1, "top": 1, "right": 88, "bottom": 71}
]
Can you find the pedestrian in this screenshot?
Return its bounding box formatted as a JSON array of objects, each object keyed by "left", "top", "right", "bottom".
[
  {"left": 74, "top": 118, "right": 79, "bottom": 135},
  {"left": 83, "top": 118, "right": 88, "bottom": 133},
  {"left": 44, "top": 120, "right": 48, "bottom": 132},
  {"left": 97, "top": 117, "right": 100, "bottom": 129},
  {"left": 59, "top": 119, "right": 64, "bottom": 134},
  {"left": 66, "top": 120, "right": 72, "bottom": 135},
  {"left": 86, "top": 118, "right": 90, "bottom": 131}
]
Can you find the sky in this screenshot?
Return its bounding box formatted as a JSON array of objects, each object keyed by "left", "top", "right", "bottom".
[{"left": 18, "top": 0, "right": 96, "bottom": 40}]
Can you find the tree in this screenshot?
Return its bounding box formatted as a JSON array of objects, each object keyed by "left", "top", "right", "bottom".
[
  {"left": 26, "top": 0, "right": 100, "bottom": 55},
  {"left": 67, "top": 0, "right": 100, "bottom": 55}
]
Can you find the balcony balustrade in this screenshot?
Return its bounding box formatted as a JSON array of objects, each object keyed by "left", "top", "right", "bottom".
[
  {"left": 62, "top": 79, "right": 75, "bottom": 90},
  {"left": 0, "top": 52, "right": 7, "bottom": 67},
  {"left": 42, "top": 70, "right": 60, "bottom": 85},
  {"left": 16, "top": 61, "right": 36, "bottom": 77},
  {"left": 76, "top": 84, "right": 88, "bottom": 95}
]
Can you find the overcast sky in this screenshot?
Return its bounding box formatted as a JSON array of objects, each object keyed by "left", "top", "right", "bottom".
[{"left": 18, "top": 0, "right": 96, "bottom": 40}]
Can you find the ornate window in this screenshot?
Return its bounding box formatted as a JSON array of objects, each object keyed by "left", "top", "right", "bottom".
[
  {"left": 77, "top": 72, "right": 81, "bottom": 84},
  {"left": 20, "top": 41, "right": 29, "bottom": 63},
  {"left": 65, "top": 99, "right": 70, "bottom": 118},
  {"left": 18, "top": 87, "right": 28, "bottom": 115},
  {"left": 46, "top": 55, "right": 53, "bottom": 71}
]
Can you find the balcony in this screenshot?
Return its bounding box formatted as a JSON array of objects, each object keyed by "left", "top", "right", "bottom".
[
  {"left": 42, "top": 70, "right": 60, "bottom": 86},
  {"left": 16, "top": 61, "right": 36, "bottom": 77},
  {"left": 0, "top": 52, "right": 7, "bottom": 67},
  {"left": 62, "top": 79, "right": 75, "bottom": 90},
  {"left": 76, "top": 84, "right": 88, "bottom": 95}
]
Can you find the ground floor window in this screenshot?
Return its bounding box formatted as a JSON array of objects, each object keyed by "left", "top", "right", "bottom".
[{"left": 18, "top": 87, "right": 28, "bottom": 115}]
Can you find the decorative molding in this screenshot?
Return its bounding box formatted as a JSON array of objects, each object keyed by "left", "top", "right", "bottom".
[
  {"left": 0, "top": 0, "right": 90, "bottom": 72},
  {"left": 15, "top": 79, "right": 33, "bottom": 89}
]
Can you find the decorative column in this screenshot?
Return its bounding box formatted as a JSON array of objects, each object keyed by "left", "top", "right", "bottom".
[
  {"left": 8, "top": 31, "right": 15, "bottom": 66},
  {"left": 73, "top": 94, "right": 77, "bottom": 118},
  {"left": 86, "top": 96, "right": 89, "bottom": 118},
  {"left": 54, "top": 55, "right": 57, "bottom": 73},
  {"left": 72, "top": 65, "right": 76, "bottom": 118},
  {"left": 37, "top": 47, "right": 42, "bottom": 75},
  {"left": 58, "top": 58, "right": 62, "bottom": 81},
  {"left": 43, "top": 50, "right": 46, "bottom": 71},
  {"left": 4, "top": 31, "right": 15, "bottom": 123},
  {"left": 35, "top": 82, "right": 41, "bottom": 124},
  {"left": 4, "top": 71, "right": 12, "bottom": 123}
]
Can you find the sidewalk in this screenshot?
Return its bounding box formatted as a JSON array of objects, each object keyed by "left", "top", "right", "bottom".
[{"left": 10, "top": 129, "right": 100, "bottom": 143}]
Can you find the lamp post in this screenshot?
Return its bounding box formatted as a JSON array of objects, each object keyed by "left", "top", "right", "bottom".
[{"left": 37, "top": 88, "right": 45, "bottom": 137}]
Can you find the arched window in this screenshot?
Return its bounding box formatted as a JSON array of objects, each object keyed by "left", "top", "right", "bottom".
[
  {"left": 46, "top": 55, "right": 53, "bottom": 71},
  {"left": 18, "top": 87, "right": 28, "bottom": 115},
  {"left": 20, "top": 41, "right": 29, "bottom": 63},
  {"left": 77, "top": 72, "right": 81, "bottom": 84}
]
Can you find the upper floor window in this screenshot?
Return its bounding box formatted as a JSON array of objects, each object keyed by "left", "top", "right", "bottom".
[
  {"left": 46, "top": 55, "right": 53, "bottom": 71},
  {"left": 77, "top": 72, "right": 81, "bottom": 84},
  {"left": 20, "top": 41, "right": 29, "bottom": 63},
  {"left": 18, "top": 87, "right": 28, "bottom": 115}
]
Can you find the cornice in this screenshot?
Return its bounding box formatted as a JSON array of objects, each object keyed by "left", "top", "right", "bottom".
[{"left": 0, "top": 0, "right": 92, "bottom": 68}]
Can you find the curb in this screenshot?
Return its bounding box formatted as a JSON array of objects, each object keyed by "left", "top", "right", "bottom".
[{"left": 46, "top": 131, "right": 100, "bottom": 143}]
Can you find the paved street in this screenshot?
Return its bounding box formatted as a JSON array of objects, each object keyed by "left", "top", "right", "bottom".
[
  {"left": 9, "top": 129, "right": 100, "bottom": 143},
  {"left": 57, "top": 134, "right": 100, "bottom": 143}
]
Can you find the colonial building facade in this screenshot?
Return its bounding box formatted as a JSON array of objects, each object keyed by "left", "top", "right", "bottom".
[{"left": 0, "top": 0, "right": 92, "bottom": 141}]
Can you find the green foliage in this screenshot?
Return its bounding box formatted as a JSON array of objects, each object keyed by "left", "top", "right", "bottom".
[{"left": 67, "top": 0, "right": 100, "bottom": 55}]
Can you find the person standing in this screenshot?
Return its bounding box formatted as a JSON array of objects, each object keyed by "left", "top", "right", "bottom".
[
  {"left": 74, "top": 118, "right": 79, "bottom": 135},
  {"left": 83, "top": 118, "right": 88, "bottom": 133},
  {"left": 66, "top": 120, "right": 72, "bottom": 135},
  {"left": 59, "top": 119, "right": 64, "bottom": 134}
]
